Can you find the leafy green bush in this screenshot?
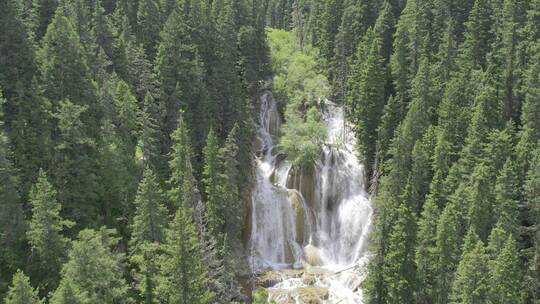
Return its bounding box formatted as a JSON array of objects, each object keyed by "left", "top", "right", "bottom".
[{"left": 267, "top": 28, "right": 330, "bottom": 166}]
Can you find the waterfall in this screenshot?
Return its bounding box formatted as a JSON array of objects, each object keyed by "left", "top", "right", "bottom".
[{"left": 248, "top": 91, "right": 373, "bottom": 303}]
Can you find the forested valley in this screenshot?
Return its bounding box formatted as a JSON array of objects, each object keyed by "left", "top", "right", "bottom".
[{"left": 0, "top": 0, "right": 539, "bottom": 303}]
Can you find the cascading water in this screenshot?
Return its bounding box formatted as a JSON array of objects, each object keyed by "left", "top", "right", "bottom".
[{"left": 248, "top": 90, "right": 373, "bottom": 303}]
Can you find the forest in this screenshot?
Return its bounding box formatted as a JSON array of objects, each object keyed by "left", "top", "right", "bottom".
[{"left": 0, "top": 0, "right": 539, "bottom": 303}]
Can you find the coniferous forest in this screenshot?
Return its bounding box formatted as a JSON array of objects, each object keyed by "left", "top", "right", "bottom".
[{"left": 0, "top": 0, "right": 539, "bottom": 303}]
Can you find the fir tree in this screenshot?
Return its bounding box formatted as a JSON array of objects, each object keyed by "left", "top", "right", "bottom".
[
  {"left": 434, "top": 203, "right": 461, "bottom": 304},
  {"left": 202, "top": 129, "right": 226, "bottom": 238},
  {"left": 450, "top": 239, "right": 490, "bottom": 304},
  {"left": 415, "top": 198, "right": 440, "bottom": 303},
  {"left": 27, "top": 169, "right": 73, "bottom": 291},
  {"left": 489, "top": 236, "right": 524, "bottom": 304},
  {"left": 0, "top": 122, "right": 26, "bottom": 295},
  {"left": 157, "top": 204, "right": 211, "bottom": 304},
  {"left": 51, "top": 228, "right": 129, "bottom": 303},
  {"left": 130, "top": 167, "right": 168, "bottom": 248},
  {"left": 382, "top": 199, "right": 417, "bottom": 304},
  {"left": 4, "top": 270, "right": 42, "bottom": 304},
  {"left": 347, "top": 30, "right": 386, "bottom": 176},
  {"left": 155, "top": 5, "right": 208, "bottom": 153},
  {"left": 137, "top": 0, "right": 161, "bottom": 58}
]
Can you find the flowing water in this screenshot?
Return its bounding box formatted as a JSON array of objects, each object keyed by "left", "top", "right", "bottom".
[{"left": 248, "top": 91, "right": 373, "bottom": 303}]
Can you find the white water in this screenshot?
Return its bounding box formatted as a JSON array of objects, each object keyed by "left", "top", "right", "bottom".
[{"left": 248, "top": 91, "right": 373, "bottom": 303}]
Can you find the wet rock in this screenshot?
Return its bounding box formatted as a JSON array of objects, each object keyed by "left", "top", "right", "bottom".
[
  {"left": 255, "top": 271, "right": 283, "bottom": 288},
  {"left": 296, "top": 286, "right": 329, "bottom": 303},
  {"left": 288, "top": 190, "right": 305, "bottom": 244},
  {"left": 304, "top": 244, "right": 323, "bottom": 266}
]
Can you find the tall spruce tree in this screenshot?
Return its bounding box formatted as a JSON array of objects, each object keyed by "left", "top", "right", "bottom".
[
  {"left": 27, "top": 169, "right": 73, "bottom": 291},
  {"left": 50, "top": 228, "right": 129, "bottom": 304},
  {"left": 450, "top": 239, "right": 490, "bottom": 304},
  {"left": 489, "top": 236, "right": 524, "bottom": 304},
  {"left": 202, "top": 129, "right": 226, "bottom": 238},
  {"left": 157, "top": 204, "right": 211, "bottom": 303},
  {"left": 129, "top": 167, "right": 168, "bottom": 303},
  {"left": 4, "top": 270, "right": 42, "bottom": 304}
]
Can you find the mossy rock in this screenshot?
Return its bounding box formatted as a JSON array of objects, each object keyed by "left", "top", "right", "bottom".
[{"left": 296, "top": 286, "right": 329, "bottom": 303}]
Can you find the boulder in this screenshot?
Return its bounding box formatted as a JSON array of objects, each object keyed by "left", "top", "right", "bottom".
[{"left": 304, "top": 244, "right": 323, "bottom": 266}]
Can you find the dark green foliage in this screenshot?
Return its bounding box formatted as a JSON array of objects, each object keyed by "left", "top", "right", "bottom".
[
  {"left": 347, "top": 30, "right": 386, "bottom": 176},
  {"left": 0, "top": 122, "right": 27, "bottom": 297},
  {"left": 27, "top": 170, "right": 73, "bottom": 291},
  {"left": 450, "top": 238, "right": 490, "bottom": 304},
  {"left": 51, "top": 228, "right": 129, "bottom": 303},
  {"left": 157, "top": 205, "right": 211, "bottom": 304},
  {"left": 129, "top": 167, "right": 168, "bottom": 303},
  {"left": 1, "top": 0, "right": 539, "bottom": 302}
]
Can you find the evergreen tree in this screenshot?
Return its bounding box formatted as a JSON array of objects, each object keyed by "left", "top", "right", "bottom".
[
  {"left": 137, "top": 0, "right": 161, "bottom": 58},
  {"left": 494, "top": 158, "right": 520, "bottom": 234},
  {"left": 129, "top": 167, "right": 168, "bottom": 303},
  {"left": 155, "top": 6, "right": 208, "bottom": 153},
  {"left": 168, "top": 119, "right": 196, "bottom": 208},
  {"left": 51, "top": 100, "right": 101, "bottom": 227},
  {"left": 130, "top": 167, "right": 168, "bottom": 247},
  {"left": 27, "top": 169, "right": 73, "bottom": 291},
  {"left": 220, "top": 124, "right": 243, "bottom": 244},
  {"left": 4, "top": 270, "right": 42, "bottom": 304},
  {"left": 415, "top": 198, "right": 440, "bottom": 303},
  {"left": 489, "top": 236, "right": 524, "bottom": 304},
  {"left": 382, "top": 200, "right": 417, "bottom": 304},
  {"left": 0, "top": 120, "right": 26, "bottom": 296},
  {"left": 466, "top": 163, "right": 495, "bottom": 241},
  {"left": 50, "top": 228, "right": 129, "bottom": 303},
  {"left": 434, "top": 203, "right": 461, "bottom": 304},
  {"left": 39, "top": 6, "right": 98, "bottom": 110},
  {"left": 460, "top": 0, "right": 495, "bottom": 69},
  {"left": 450, "top": 239, "right": 490, "bottom": 304},
  {"left": 157, "top": 204, "right": 211, "bottom": 304},
  {"left": 347, "top": 31, "right": 386, "bottom": 176},
  {"left": 202, "top": 129, "right": 226, "bottom": 238}
]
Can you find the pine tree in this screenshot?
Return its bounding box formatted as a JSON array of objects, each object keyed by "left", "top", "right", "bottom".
[
  {"left": 51, "top": 99, "right": 101, "bottom": 227},
  {"left": 347, "top": 30, "right": 386, "bottom": 176},
  {"left": 450, "top": 239, "right": 490, "bottom": 304},
  {"left": 168, "top": 119, "right": 197, "bottom": 208},
  {"left": 524, "top": 147, "right": 540, "bottom": 302},
  {"left": 382, "top": 199, "right": 417, "bottom": 304},
  {"left": 129, "top": 168, "right": 168, "bottom": 303},
  {"left": 494, "top": 158, "right": 520, "bottom": 234},
  {"left": 0, "top": 2, "right": 51, "bottom": 198},
  {"left": 409, "top": 128, "right": 436, "bottom": 213},
  {"left": 137, "top": 0, "right": 161, "bottom": 58},
  {"left": 155, "top": 5, "right": 208, "bottom": 153},
  {"left": 27, "top": 169, "right": 73, "bottom": 291},
  {"left": 4, "top": 270, "right": 42, "bottom": 304},
  {"left": 157, "top": 204, "right": 211, "bottom": 304},
  {"left": 489, "top": 236, "right": 524, "bottom": 304},
  {"left": 38, "top": 6, "right": 99, "bottom": 132},
  {"left": 460, "top": 0, "right": 495, "bottom": 69},
  {"left": 220, "top": 124, "right": 243, "bottom": 244},
  {"left": 466, "top": 163, "right": 495, "bottom": 241},
  {"left": 139, "top": 94, "right": 162, "bottom": 171},
  {"left": 130, "top": 167, "right": 168, "bottom": 247},
  {"left": 202, "top": 129, "right": 226, "bottom": 238},
  {"left": 317, "top": 0, "right": 345, "bottom": 71},
  {"left": 434, "top": 203, "right": 461, "bottom": 304},
  {"left": 0, "top": 120, "right": 26, "bottom": 295},
  {"left": 415, "top": 198, "right": 440, "bottom": 304},
  {"left": 51, "top": 228, "right": 129, "bottom": 303}
]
